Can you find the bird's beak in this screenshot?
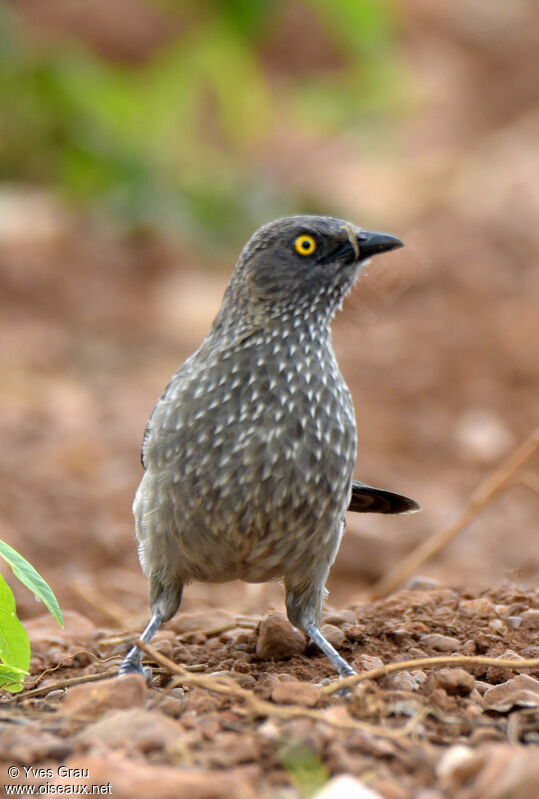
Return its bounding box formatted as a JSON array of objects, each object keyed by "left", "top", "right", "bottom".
[{"left": 356, "top": 230, "right": 403, "bottom": 260}]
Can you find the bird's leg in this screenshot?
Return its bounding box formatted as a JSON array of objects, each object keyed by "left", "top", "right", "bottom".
[
  {"left": 120, "top": 574, "right": 183, "bottom": 678},
  {"left": 285, "top": 575, "right": 356, "bottom": 680},
  {"left": 305, "top": 623, "right": 355, "bottom": 678},
  {"left": 119, "top": 610, "right": 163, "bottom": 677}
]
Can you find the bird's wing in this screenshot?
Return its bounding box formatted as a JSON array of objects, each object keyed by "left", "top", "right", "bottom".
[{"left": 348, "top": 481, "right": 421, "bottom": 514}]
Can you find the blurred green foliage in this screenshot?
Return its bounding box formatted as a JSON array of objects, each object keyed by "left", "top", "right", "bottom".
[
  {"left": 0, "top": 0, "right": 401, "bottom": 244},
  {"left": 279, "top": 740, "right": 329, "bottom": 796}
]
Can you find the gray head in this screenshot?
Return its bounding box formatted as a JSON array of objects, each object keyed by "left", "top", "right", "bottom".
[{"left": 214, "top": 215, "right": 403, "bottom": 334}]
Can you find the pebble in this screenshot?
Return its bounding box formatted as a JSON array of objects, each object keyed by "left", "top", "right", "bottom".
[
  {"left": 459, "top": 597, "right": 494, "bottom": 617},
  {"left": 168, "top": 609, "right": 235, "bottom": 635},
  {"left": 59, "top": 674, "right": 147, "bottom": 719},
  {"left": 482, "top": 674, "right": 539, "bottom": 712},
  {"left": 406, "top": 647, "right": 428, "bottom": 659},
  {"left": 433, "top": 668, "right": 475, "bottom": 696},
  {"left": 353, "top": 654, "right": 384, "bottom": 672},
  {"left": 76, "top": 708, "right": 184, "bottom": 751},
  {"left": 42, "top": 689, "right": 66, "bottom": 709},
  {"left": 320, "top": 623, "right": 346, "bottom": 648},
  {"left": 389, "top": 628, "right": 409, "bottom": 645},
  {"left": 436, "top": 743, "right": 476, "bottom": 780},
  {"left": 420, "top": 633, "right": 460, "bottom": 652},
  {"left": 506, "top": 616, "right": 523, "bottom": 629},
  {"left": 323, "top": 609, "right": 357, "bottom": 625},
  {"left": 486, "top": 649, "right": 525, "bottom": 682},
  {"left": 271, "top": 680, "right": 321, "bottom": 707},
  {"left": 0, "top": 723, "right": 72, "bottom": 763},
  {"left": 406, "top": 576, "right": 441, "bottom": 592},
  {"left": 312, "top": 775, "right": 384, "bottom": 799},
  {"left": 444, "top": 743, "right": 539, "bottom": 799},
  {"left": 390, "top": 671, "right": 422, "bottom": 691},
  {"left": 256, "top": 612, "right": 306, "bottom": 659},
  {"left": 521, "top": 609, "right": 539, "bottom": 629}
]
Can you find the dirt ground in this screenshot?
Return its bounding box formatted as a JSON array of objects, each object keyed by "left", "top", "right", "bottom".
[{"left": 1, "top": 2, "right": 539, "bottom": 798}]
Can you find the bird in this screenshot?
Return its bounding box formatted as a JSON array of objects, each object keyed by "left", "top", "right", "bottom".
[{"left": 119, "top": 215, "right": 420, "bottom": 680}]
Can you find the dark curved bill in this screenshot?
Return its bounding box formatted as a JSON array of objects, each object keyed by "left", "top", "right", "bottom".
[{"left": 357, "top": 231, "right": 403, "bottom": 260}]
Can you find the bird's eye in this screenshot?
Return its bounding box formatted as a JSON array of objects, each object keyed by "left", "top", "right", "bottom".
[{"left": 294, "top": 234, "right": 317, "bottom": 256}]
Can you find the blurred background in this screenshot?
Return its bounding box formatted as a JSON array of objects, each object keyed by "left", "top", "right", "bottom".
[{"left": 1, "top": 0, "right": 537, "bottom": 628}]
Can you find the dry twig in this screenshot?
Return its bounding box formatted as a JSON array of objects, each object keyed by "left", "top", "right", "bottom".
[
  {"left": 322, "top": 654, "right": 539, "bottom": 695},
  {"left": 138, "top": 642, "right": 539, "bottom": 735},
  {"left": 371, "top": 426, "right": 539, "bottom": 599}
]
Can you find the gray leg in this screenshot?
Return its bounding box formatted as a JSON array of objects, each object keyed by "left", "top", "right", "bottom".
[
  {"left": 285, "top": 575, "right": 355, "bottom": 679},
  {"left": 119, "top": 610, "right": 163, "bottom": 677},
  {"left": 305, "top": 623, "right": 355, "bottom": 678},
  {"left": 119, "top": 575, "right": 183, "bottom": 678}
]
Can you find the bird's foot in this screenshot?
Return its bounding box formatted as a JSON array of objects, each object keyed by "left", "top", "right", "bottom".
[{"left": 118, "top": 646, "right": 152, "bottom": 684}]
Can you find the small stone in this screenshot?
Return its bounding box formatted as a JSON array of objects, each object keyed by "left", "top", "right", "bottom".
[
  {"left": 407, "top": 647, "right": 428, "bottom": 659},
  {"left": 320, "top": 623, "right": 346, "bottom": 648},
  {"left": 406, "top": 576, "right": 440, "bottom": 591},
  {"left": 420, "top": 634, "right": 460, "bottom": 652},
  {"left": 197, "top": 732, "right": 262, "bottom": 768},
  {"left": 158, "top": 691, "right": 186, "bottom": 718},
  {"left": 183, "top": 687, "right": 227, "bottom": 715},
  {"left": 256, "top": 612, "right": 306, "bottom": 659},
  {"left": 0, "top": 724, "right": 72, "bottom": 763},
  {"left": 271, "top": 680, "right": 321, "bottom": 707},
  {"left": 390, "top": 670, "right": 422, "bottom": 691},
  {"left": 372, "top": 779, "right": 408, "bottom": 799},
  {"left": 353, "top": 654, "right": 384, "bottom": 672},
  {"left": 486, "top": 650, "right": 525, "bottom": 683},
  {"left": 323, "top": 609, "right": 356, "bottom": 625},
  {"left": 474, "top": 680, "right": 491, "bottom": 696},
  {"left": 389, "top": 628, "right": 409, "bottom": 645},
  {"left": 312, "top": 775, "right": 384, "bottom": 799},
  {"left": 76, "top": 708, "right": 184, "bottom": 752},
  {"left": 521, "top": 609, "right": 539, "bottom": 629},
  {"left": 433, "top": 668, "right": 475, "bottom": 696},
  {"left": 482, "top": 674, "right": 539, "bottom": 712},
  {"left": 59, "top": 674, "right": 147, "bottom": 719},
  {"left": 459, "top": 598, "right": 494, "bottom": 617},
  {"left": 452, "top": 743, "right": 539, "bottom": 799},
  {"left": 454, "top": 408, "right": 513, "bottom": 461},
  {"left": 42, "top": 689, "right": 66, "bottom": 709},
  {"left": 507, "top": 616, "right": 523, "bottom": 629},
  {"left": 168, "top": 609, "right": 235, "bottom": 635},
  {"left": 255, "top": 672, "right": 281, "bottom": 698},
  {"left": 436, "top": 743, "right": 476, "bottom": 780}
]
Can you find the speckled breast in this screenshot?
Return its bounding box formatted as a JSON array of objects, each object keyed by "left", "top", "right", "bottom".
[{"left": 138, "top": 323, "right": 357, "bottom": 584}]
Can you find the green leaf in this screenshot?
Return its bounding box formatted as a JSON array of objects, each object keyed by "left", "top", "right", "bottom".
[
  {"left": 279, "top": 741, "right": 329, "bottom": 796},
  {"left": 0, "top": 540, "right": 63, "bottom": 627},
  {"left": 0, "top": 574, "right": 31, "bottom": 690},
  {"left": 0, "top": 663, "right": 28, "bottom": 693}
]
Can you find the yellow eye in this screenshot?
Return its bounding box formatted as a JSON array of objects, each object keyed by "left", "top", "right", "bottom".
[{"left": 294, "top": 234, "right": 317, "bottom": 256}]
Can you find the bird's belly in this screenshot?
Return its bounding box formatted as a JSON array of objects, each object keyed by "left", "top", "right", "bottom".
[
  {"left": 137, "top": 342, "right": 357, "bottom": 586},
  {"left": 135, "top": 424, "right": 354, "bottom": 586}
]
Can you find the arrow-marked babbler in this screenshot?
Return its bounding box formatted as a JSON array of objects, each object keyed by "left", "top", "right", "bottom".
[{"left": 120, "top": 215, "right": 420, "bottom": 680}]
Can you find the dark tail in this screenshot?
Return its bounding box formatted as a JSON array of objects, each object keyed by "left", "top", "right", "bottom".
[{"left": 348, "top": 480, "right": 421, "bottom": 514}]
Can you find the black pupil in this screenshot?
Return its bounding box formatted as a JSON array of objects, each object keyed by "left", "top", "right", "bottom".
[{"left": 301, "top": 239, "right": 310, "bottom": 249}]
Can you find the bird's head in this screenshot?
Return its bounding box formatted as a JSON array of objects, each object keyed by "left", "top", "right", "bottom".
[
  {"left": 212, "top": 216, "right": 403, "bottom": 338},
  {"left": 234, "top": 215, "right": 402, "bottom": 311}
]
